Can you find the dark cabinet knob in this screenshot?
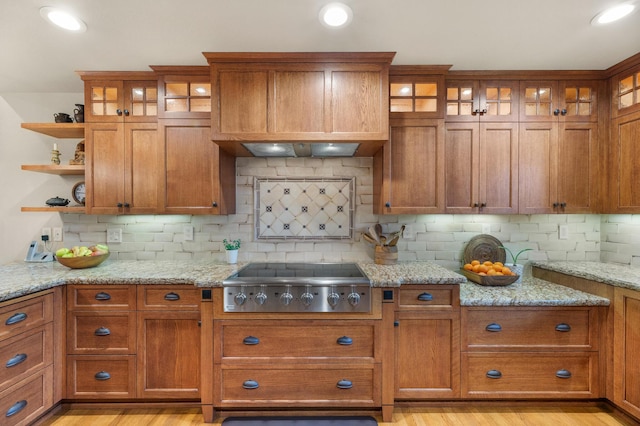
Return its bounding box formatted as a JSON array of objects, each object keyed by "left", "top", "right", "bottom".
[
  {"left": 560, "top": 202, "right": 566, "bottom": 208},
  {"left": 94, "top": 327, "right": 111, "bottom": 336},
  {"left": 164, "top": 292, "right": 180, "bottom": 301},
  {"left": 486, "top": 369, "right": 502, "bottom": 379},
  {"left": 553, "top": 202, "right": 559, "bottom": 208},
  {"left": 337, "top": 336, "right": 353, "bottom": 345},
  {"left": 116, "top": 109, "right": 123, "bottom": 116},
  {"left": 486, "top": 323, "right": 502, "bottom": 332},
  {"left": 5, "top": 312, "right": 27, "bottom": 326},
  {"left": 243, "top": 336, "right": 260, "bottom": 345},
  {"left": 123, "top": 109, "right": 130, "bottom": 116},
  {"left": 553, "top": 109, "right": 560, "bottom": 116},
  {"left": 480, "top": 202, "right": 487, "bottom": 208},
  {"left": 555, "top": 323, "right": 571, "bottom": 332},
  {"left": 385, "top": 202, "right": 391, "bottom": 208},
  {"left": 117, "top": 202, "right": 123, "bottom": 208},
  {"left": 95, "top": 292, "right": 111, "bottom": 301},
  {"left": 123, "top": 202, "right": 130, "bottom": 208},
  {"left": 556, "top": 369, "right": 572, "bottom": 379},
  {"left": 417, "top": 292, "right": 433, "bottom": 302},
  {"left": 561, "top": 109, "right": 567, "bottom": 116},
  {"left": 95, "top": 371, "right": 111, "bottom": 381},
  {"left": 473, "top": 203, "right": 479, "bottom": 208},
  {"left": 212, "top": 201, "right": 218, "bottom": 207},
  {"left": 337, "top": 379, "right": 353, "bottom": 389},
  {"left": 243, "top": 379, "right": 259, "bottom": 389}
]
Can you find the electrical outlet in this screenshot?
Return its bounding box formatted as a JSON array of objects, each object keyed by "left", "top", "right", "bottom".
[
  {"left": 52, "top": 227, "right": 63, "bottom": 242},
  {"left": 403, "top": 224, "right": 414, "bottom": 239},
  {"left": 107, "top": 228, "right": 122, "bottom": 243},
  {"left": 42, "top": 227, "right": 51, "bottom": 240},
  {"left": 482, "top": 224, "right": 491, "bottom": 234},
  {"left": 558, "top": 224, "right": 569, "bottom": 240},
  {"left": 184, "top": 225, "right": 194, "bottom": 241}
]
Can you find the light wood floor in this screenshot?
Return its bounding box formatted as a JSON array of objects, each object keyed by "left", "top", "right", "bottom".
[{"left": 39, "top": 405, "right": 640, "bottom": 426}]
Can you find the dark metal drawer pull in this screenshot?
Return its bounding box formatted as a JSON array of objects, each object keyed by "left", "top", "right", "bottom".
[
  {"left": 95, "top": 292, "right": 111, "bottom": 301},
  {"left": 486, "top": 323, "right": 502, "bottom": 332},
  {"left": 337, "top": 379, "right": 353, "bottom": 389},
  {"left": 5, "top": 312, "right": 27, "bottom": 325},
  {"left": 94, "top": 327, "right": 111, "bottom": 336},
  {"left": 6, "top": 400, "right": 27, "bottom": 417},
  {"left": 243, "top": 336, "right": 260, "bottom": 345},
  {"left": 556, "top": 369, "right": 572, "bottom": 379},
  {"left": 486, "top": 370, "right": 502, "bottom": 379},
  {"left": 417, "top": 292, "right": 433, "bottom": 302},
  {"left": 337, "top": 336, "right": 353, "bottom": 345},
  {"left": 243, "top": 380, "right": 259, "bottom": 389},
  {"left": 95, "top": 371, "right": 111, "bottom": 381},
  {"left": 6, "top": 353, "right": 27, "bottom": 368},
  {"left": 555, "top": 323, "right": 571, "bottom": 332},
  {"left": 164, "top": 292, "right": 180, "bottom": 301}
]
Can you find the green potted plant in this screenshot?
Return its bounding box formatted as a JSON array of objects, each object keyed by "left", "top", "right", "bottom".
[
  {"left": 500, "top": 246, "right": 532, "bottom": 283},
  {"left": 223, "top": 239, "right": 241, "bottom": 264}
]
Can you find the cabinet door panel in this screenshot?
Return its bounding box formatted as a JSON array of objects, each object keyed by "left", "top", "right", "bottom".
[
  {"left": 137, "top": 312, "right": 200, "bottom": 398},
  {"left": 126, "top": 123, "right": 160, "bottom": 213},
  {"left": 217, "top": 70, "right": 268, "bottom": 134},
  {"left": 614, "top": 288, "right": 640, "bottom": 418},
  {"left": 479, "top": 122, "right": 518, "bottom": 214},
  {"left": 557, "top": 123, "right": 596, "bottom": 213},
  {"left": 518, "top": 122, "right": 557, "bottom": 214},
  {"left": 610, "top": 114, "right": 640, "bottom": 212},
  {"left": 85, "top": 123, "right": 124, "bottom": 214},
  {"left": 332, "top": 70, "right": 383, "bottom": 134},
  {"left": 274, "top": 70, "right": 325, "bottom": 133},
  {"left": 445, "top": 123, "right": 477, "bottom": 213}
]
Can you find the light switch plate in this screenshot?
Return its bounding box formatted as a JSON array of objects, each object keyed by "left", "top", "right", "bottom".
[
  {"left": 403, "top": 225, "right": 414, "bottom": 239},
  {"left": 107, "top": 228, "right": 122, "bottom": 243},
  {"left": 53, "top": 227, "right": 63, "bottom": 242},
  {"left": 558, "top": 224, "right": 569, "bottom": 240}
]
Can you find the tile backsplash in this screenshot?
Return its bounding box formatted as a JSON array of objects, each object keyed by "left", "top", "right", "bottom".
[{"left": 54, "top": 157, "right": 639, "bottom": 270}]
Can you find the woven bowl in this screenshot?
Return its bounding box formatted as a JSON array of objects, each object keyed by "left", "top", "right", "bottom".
[{"left": 56, "top": 252, "right": 110, "bottom": 269}]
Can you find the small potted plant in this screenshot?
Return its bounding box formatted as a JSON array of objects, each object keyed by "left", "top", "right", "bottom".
[
  {"left": 500, "top": 246, "right": 532, "bottom": 283},
  {"left": 223, "top": 239, "right": 241, "bottom": 264}
]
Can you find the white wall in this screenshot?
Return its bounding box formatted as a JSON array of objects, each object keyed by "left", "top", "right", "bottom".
[{"left": 1, "top": 93, "right": 639, "bottom": 269}]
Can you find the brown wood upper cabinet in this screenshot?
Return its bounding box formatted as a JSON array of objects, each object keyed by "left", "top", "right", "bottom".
[
  {"left": 151, "top": 66, "right": 211, "bottom": 119},
  {"left": 446, "top": 80, "right": 519, "bottom": 122},
  {"left": 204, "top": 52, "right": 395, "bottom": 156},
  {"left": 390, "top": 66, "right": 448, "bottom": 119},
  {"left": 518, "top": 80, "right": 600, "bottom": 214}
]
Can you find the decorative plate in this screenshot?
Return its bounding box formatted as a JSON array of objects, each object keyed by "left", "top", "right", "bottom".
[{"left": 463, "top": 234, "right": 506, "bottom": 264}]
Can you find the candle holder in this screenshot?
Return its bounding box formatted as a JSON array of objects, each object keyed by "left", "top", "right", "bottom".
[{"left": 51, "top": 149, "right": 61, "bottom": 165}]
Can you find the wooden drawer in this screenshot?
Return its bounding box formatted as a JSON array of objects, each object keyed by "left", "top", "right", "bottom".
[
  {"left": 461, "top": 352, "right": 599, "bottom": 398},
  {"left": 217, "top": 364, "right": 379, "bottom": 407},
  {"left": 0, "top": 323, "right": 53, "bottom": 389},
  {"left": 67, "top": 312, "right": 136, "bottom": 354},
  {"left": 67, "top": 285, "right": 136, "bottom": 310},
  {"left": 0, "top": 293, "right": 53, "bottom": 342},
  {"left": 462, "top": 307, "right": 598, "bottom": 350},
  {"left": 137, "top": 285, "right": 200, "bottom": 310},
  {"left": 396, "top": 286, "right": 459, "bottom": 310},
  {"left": 0, "top": 365, "right": 53, "bottom": 425},
  {"left": 66, "top": 355, "right": 136, "bottom": 399},
  {"left": 217, "top": 320, "right": 377, "bottom": 359}
]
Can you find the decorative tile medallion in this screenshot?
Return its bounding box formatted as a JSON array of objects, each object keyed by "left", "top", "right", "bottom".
[{"left": 255, "top": 177, "right": 354, "bottom": 240}]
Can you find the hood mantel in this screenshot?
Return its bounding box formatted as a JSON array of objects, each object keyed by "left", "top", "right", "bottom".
[{"left": 205, "top": 52, "right": 396, "bottom": 157}]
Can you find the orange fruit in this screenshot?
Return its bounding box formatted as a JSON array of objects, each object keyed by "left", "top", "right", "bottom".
[
  {"left": 463, "top": 263, "right": 473, "bottom": 271},
  {"left": 478, "top": 272, "right": 486, "bottom": 276},
  {"left": 487, "top": 269, "right": 497, "bottom": 276},
  {"left": 502, "top": 267, "right": 512, "bottom": 275},
  {"left": 492, "top": 264, "right": 503, "bottom": 272},
  {"left": 471, "top": 260, "right": 480, "bottom": 266},
  {"left": 472, "top": 264, "right": 481, "bottom": 273},
  {"left": 494, "top": 261, "right": 504, "bottom": 267},
  {"left": 483, "top": 261, "right": 493, "bottom": 267},
  {"left": 478, "top": 264, "right": 489, "bottom": 273}
]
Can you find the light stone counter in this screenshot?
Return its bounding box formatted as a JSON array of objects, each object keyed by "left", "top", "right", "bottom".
[
  {"left": 531, "top": 261, "right": 640, "bottom": 292},
  {"left": 0, "top": 259, "right": 618, "bottom": 307}
]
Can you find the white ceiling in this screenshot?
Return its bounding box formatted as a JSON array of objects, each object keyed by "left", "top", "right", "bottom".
[{"left": 1, "top": 0, "right": 639, "bottom": 93}]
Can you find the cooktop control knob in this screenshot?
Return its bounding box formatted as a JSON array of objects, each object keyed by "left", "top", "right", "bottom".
[
  {"left": 280, "top": 285, "right": 294, "bottom": 306},
  {"left": 327, "top": 286, "right": 340, "bottom": 308},
  {"left": 300, "top": 286, "right": 314, "bottom": 307},
  {"left": 255, "top": 285, "right": 268, "bottom": 305},
  {"left": 234, "top": 287, "right": 247, "bottom": 306},
  {"left": 347, "top": 286, "right": 361, "bottom": 307}
]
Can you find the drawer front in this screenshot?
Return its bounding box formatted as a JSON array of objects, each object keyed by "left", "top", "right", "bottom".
[
  {"left": 68, "top": 285, "right": 135, "bottom": 310},
  {"left": 218, "top": 365, "right": 378, "bottom": 406},
  {"left": 67, "top": 312, "right": 136, "bottom": 354},
  {"left": 137, "top": 286, "right": 200, "bottom": 310},
  {"left": 0, "top": 366, "right": 53, "bottom": 426},
  {"left": 66, "top": 355, "right": 136, "bottom": 399},
  {"left": 397, "top": 286, "right": 457, "bottom": 309},
  {"left": 462, "top": 352, "right": 598, "bottom": 398},
  {"left": 218, "top": 321, "right": 376, "bottom": 358},
  {"left": 463, "top": 308, "right": 595, "bottom": 349},
  {"left": 0, "top": 293, "right": 53, "bottom": 342},
  {"left": 0, "top": 323, "right": 53, "bottom": 389}
]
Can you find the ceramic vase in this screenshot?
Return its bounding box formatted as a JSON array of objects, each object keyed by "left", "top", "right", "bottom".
[{"left": 226, "top": 249, "right": 238, "bottom": 264}]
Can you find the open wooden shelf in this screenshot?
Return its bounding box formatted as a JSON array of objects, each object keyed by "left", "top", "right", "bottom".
[
  {"left": 21, "top": 123, "right": 85, "bottom": 139},
  {"left": 21, "top": 164, "right": 85, "bottom": 175},
  {"left": 21, "top": 206, "right": 86, "bottom": 213}
]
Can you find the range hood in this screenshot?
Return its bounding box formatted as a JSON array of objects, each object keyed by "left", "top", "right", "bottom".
[{"left": 242, "top": 143, "right": 361, "bottom": 158}]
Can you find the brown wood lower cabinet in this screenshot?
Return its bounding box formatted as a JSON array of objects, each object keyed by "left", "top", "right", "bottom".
[
  {"left": 461, "top": 306, "right": 603, "bottom": 399},
  {"left": 65, "top": 285, "right": 200, "bottom": 401},
  {"left": 613, "top": 287, "right": 640, "bottom": 419}
]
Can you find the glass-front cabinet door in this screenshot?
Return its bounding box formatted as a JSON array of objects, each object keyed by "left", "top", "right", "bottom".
[
  {"left": 520, "top": 80, "right": 598, "bottom": 122},
  {"left": 613, "top": 70, "right": 640, "bottom": 117},
  {"left": 446, "top": 80, "right": 518, "bottom": 122},
  {"left": 389, "top": 68, "right": 446, "bottom": 119}
]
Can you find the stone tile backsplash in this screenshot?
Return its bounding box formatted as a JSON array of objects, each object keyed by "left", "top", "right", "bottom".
[{"left": 57, "top": 157, "right": 640, "bottom": 270}]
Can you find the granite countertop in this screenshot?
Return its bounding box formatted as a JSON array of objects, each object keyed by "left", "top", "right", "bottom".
[
  {"left": 0, "top": 259, "right": 629, "bottom": 307},
  {"left": 531, "top": 261, "right": 640, "bottom": 292}
]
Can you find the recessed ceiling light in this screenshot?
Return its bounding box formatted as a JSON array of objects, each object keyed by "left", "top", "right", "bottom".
[
  {"left": 40, "top": 7, "right": 87, "bottom": 32},
  {"left": 319, "top": 2, "right": 353, "bottom": 28},
  {"left": 591, "top": 3, "right": 636, "bottom": 25}
]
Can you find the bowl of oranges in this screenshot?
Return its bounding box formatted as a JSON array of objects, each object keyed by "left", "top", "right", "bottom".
[{"left": 460, "top": 234, "right": 519, "bottom": 286}]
